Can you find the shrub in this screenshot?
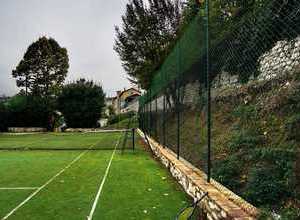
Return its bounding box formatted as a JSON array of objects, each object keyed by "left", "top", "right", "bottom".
[
  {"left": 257, "top": 208, "right": 300, "bottom": 220},
  {"left": 279, "top": 207, "right": 300, "bottom": 220},
  {"left": 107, "top": 112, "right": 134, "bottom": 125},
  {"left": 5, "top": 95, "right": 50, "bottom": 128},
  {"left": 212, "top": 155, "right": 243, "bottom": 192},
  {"left": 285, "top": 114, "right": 300, "bottom": 141},
  {"left": 228, "top": 129, "right": 263, "bottom": 153},
  {"left": 257, "top": 209, "right": 274, "bottom": 220},
  {"left": 284, "top": 84, "right": 300, "bottom": 113},
  {"left": 0, "top": 103, "right": 9, "bottom": 131},
  {"left": 243, "top": 165, "right": 289, "bottom": 207},
  {"left": 243, "top": 148, "right": 296, "bottom": 208},
  {"left": 57, "top": 79, "right": 105, "bottom": 128},
  {"left": 232, "top": 105, "right": 259, "bottom": 127}
]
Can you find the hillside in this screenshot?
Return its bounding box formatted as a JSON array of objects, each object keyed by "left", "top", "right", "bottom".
[{"left": 157, "top": 69, "right": 300, "bottom": 218}]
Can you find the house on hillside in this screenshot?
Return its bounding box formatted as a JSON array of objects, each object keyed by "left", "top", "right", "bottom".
[{"left": 105, "top": 87, "right": 141, "bottom": 115}]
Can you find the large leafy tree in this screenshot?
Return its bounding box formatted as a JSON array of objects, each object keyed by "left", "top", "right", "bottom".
[
  {"left": 114, "top": 0, "right": 181, "bottom": 89},
  {"left": 12, "top": 36, "right": 69, "bottom": 97},
  {"left": 57, "top": 79, "right": 105, "bottom": 128}
]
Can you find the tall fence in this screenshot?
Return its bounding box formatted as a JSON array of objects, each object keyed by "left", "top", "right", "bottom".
[{"left": 139, "top": 0, "right": 300, "bottom": 211}]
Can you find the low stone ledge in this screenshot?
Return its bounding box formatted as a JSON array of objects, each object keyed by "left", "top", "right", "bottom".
[
  {"left": 65, "top": 128, "right": 130, "bottom": 132},
  {"left": 137, "top": 129, "right": 259, "bottom": 220},
  {"left": 8, "top": 127, "right": 46, "bottom": 133}
]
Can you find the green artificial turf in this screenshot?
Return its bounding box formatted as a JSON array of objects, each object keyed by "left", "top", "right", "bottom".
[
  {"left": 0, "top": 191, "right": 33, "bottom": 217},
  {"left": 0, "top": 132, "right": 190, "bottom": 219},
  {"left": 94, "top": 149, "right": 189, "bottom": 220},
  {"left": 0, "top": 132, "right": 123, "bottom": 150}
]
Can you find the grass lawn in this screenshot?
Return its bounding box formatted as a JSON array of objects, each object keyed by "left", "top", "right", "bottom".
[
  {"left": 0, "top": 131, "right": 190, "bottom": 220},
  {"left": 0, "top": 132, "right": 132, "bottom": 150}
]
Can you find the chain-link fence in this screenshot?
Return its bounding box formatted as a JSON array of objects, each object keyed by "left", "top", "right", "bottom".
[{"left": 139, "top": 0, "right": 300, "bottom": 213}]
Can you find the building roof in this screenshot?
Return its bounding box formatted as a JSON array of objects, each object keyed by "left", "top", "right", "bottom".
[{"left": 118, "top": 87, "right": 141, "bottom": 98}]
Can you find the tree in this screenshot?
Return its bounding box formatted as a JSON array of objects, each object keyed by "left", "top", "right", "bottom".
[
  {"left": 179, "top": 0, "right": 201, "bottom": 31},
  {"left": 0, "top": 102, "right": 9, "bottom": 131},
  {"left": 57, "top": 79, "right": 105, "bottom": 128},
  {"left": 12, "top": 36, "right": 69, "bottom": 97},
  {"left": 114, "top": 0, "right": 181, "bottom": 89},
  {"left": 5, "top": 95, "right": 50, "bottom": 128}
]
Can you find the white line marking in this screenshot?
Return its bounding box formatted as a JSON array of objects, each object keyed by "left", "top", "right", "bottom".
[
  {"left": 0, "top": 187, "right": 39, "bottom": 190},
  {"left": 1, "top": 143, "right": 97, "bottom": 220},
  {"left": 87, "top": 137, "right": 121, "bottom": 220}
]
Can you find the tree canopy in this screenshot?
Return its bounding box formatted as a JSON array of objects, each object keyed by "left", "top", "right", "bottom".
[
  {"left": 114, "top": 0, "right": 263, "bottom": 89},
  {"left": 114, "top": 0, "right": 181, "bottom": 89},
  {"left": 3, "top": 95, "right": 50, "bottom": 128},
  {"left": 12, "top": 36, "right": 69, "bottom": 97},
  {"left": 57, "top": 79, "right": 105, "bottom": 128}
]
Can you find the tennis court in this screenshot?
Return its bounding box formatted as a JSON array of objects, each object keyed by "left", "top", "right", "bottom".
[{"left": 0, "top": 131, "right": 190, "bottom": 220}]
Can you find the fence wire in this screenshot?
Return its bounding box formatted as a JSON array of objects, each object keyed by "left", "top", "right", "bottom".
[{"left": 139, "top": 0, "right": 300, "bottom": 212}]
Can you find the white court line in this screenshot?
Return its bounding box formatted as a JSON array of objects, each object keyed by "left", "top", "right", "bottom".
[
  {"left": 87, "top": 136, "right": 121, "bottom": 220},
  {"left": 1, "top": 143, "right": 97, "bottom": 220},
  {"left": 0, "top": 187, "right": 39, "bottom": 190}
]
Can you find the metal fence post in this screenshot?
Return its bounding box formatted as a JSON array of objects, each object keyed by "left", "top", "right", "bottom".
[
  {"left": 149, "top": 95, "right": 152, "bottom": 136},
  {"left": 155, "top": 97, "right": 158, "bottom": 140},
  {"left": 163, "top": 94, "right": 166, "bottom": 147},
  {"left": 138, "top": 107, "right": 141, "bottom": 130},
  {"left": 176, "top": 79, "right": 180, "bottom": 160},
  {"left": 176, "top": 40, "right": 181, "bottom": 160},
  {"left": 144, "top": 104, "right": 146, "bottom": 133},
  {"left": 144, "top": 106, "right": 146, "bottom": 132},
  {"left": 147, "top": 102, "right": 149, "bottom": 134},
  {"left": 132, "top": 128, "right": 135, "bottom": 151},
  {"left": 205, "top": 0, "right": 211, "bottom": 183},
  {"left": 142, "top": 107, "right": 144, "bottom": 131},
  {"left": 140, "top": 107, "right": 142, "bottom": 131},
  {"left": 148, "top": 102, "right": 150, "bottom": 134}
]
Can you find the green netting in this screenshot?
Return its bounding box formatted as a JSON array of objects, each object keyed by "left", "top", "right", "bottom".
[
  {"left": 140, "top": 0, "right": 300, "bottom": 107},
  {"left": 140, "top": 14, "right": 205, "bottom": 105},
  {"left": 139, "top": 0, "right": 300, "bottom": 215}
]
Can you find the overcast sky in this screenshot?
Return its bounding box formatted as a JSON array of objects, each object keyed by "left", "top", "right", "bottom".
[{"left": 0, "top": 0, "right": 131, "bottom": 97}]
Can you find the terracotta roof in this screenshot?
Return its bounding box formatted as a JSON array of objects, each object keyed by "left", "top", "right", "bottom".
[{"left": 118, "top": 87, "right": 141, "bottom": 97}]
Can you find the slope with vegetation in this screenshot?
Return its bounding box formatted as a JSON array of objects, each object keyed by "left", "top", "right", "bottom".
[
  {"left": 155, "top": 70, "right": 300, "bottom": 218},
  {"left": 211, "top": 71, "right": 300, "bottom": 218}
]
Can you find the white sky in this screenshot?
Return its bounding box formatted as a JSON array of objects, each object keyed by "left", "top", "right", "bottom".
[{"left": 0, "top": 0, "right": 131, "bottom": 97}]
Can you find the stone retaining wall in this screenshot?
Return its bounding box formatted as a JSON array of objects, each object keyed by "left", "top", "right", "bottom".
[
  {"left": 137, "top": 129, "right": 259, "bottom": 220},
  {"left": 258, "top": 36, "right": 300, "bottom": 81}
]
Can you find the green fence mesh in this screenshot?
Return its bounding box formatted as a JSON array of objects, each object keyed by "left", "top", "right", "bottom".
[{"left": 139, "top": 0, "right": 300, "bottom": 214}]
